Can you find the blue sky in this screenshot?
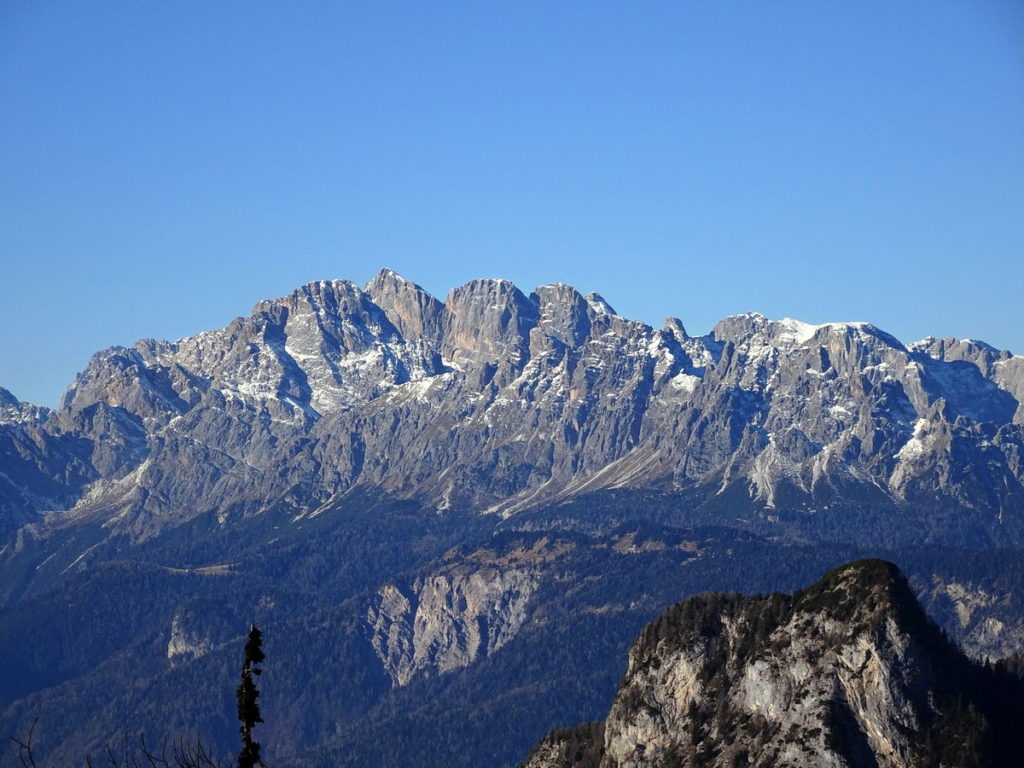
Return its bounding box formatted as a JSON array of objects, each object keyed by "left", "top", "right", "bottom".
[{"left": 2, "top": 1, "right": 1022, "bottom": 407}]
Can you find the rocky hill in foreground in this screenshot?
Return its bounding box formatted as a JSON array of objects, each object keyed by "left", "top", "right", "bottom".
[
  {"left": 521, "top": 559, "right": 1024, "bottom": 768},
  {"left": 2, "top": 269, "right": 1024, "bottom": 558}
]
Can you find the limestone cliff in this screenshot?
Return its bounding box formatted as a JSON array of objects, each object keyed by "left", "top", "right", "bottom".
[{"left": 366, "top": 564, "right": 538, "bottom": 686}]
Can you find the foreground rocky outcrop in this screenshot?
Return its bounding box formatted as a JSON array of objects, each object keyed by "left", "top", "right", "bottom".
[{"left": 520, "top": 559, "right": 1024, "bottom": 768}]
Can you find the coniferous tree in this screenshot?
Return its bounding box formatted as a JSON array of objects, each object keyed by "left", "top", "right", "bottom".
[{"left": 236, "top": 623, "right": 265, "bottom": 768}]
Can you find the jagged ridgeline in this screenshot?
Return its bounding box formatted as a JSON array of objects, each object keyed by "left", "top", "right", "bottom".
[
  {"left": 2, "top": 269, "right": 1024, "bottom": 554},
  {"left": 521, "top": 559, "right": 1024, "bottom": 768}
]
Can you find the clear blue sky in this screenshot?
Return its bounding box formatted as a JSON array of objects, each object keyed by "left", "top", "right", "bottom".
[{"left": 2, "top": 1, "right": 1022, "bottom": 407}]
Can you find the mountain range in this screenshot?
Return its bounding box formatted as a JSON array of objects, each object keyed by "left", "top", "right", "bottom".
[
  {"left": 2, "top": 270, "right": 1023, "bottom": 766},
  {"left": 3, "top": 269, "right": 1023, "bottom": 552}
]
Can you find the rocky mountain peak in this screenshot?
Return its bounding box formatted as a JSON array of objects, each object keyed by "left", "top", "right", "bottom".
[
  {"left": 791, "top": 558, "right": 918, "bottom": 625},
  {"left": 531, "top": 283, "right": 593, "bottom": 351},
  {"left": 0, "top": 387, "right": 18, "bottom": 410},
  {"left": 521, "top": 559, "right": 1023, "bottom": 768},
  {"left": 711, "top": 312, "right": 905, "bottom": 353},
  {"left": 0, "top": 387, "right": 48, "bottom": 425},
  {"left": 910, "top": 338, "right": 1024, "bottom": 423},
  {"left": 709, "top": 311, "right": 768, "bottom": 344},
  {"left": 584, "top": 292, "right": 616, "bottom": 316},
  {"left": 365, "top": 268, "right": 445, "bottom": 344},
  {"left": 441, "top": 278, "right": 538, "bottom": 369},
  {"left": 282, "top": 278, "right": 399, "bottom": 342},
  {"left": 911, "top": 335, "right": 1010, "bottom": 368},
  {"left": 662, "top": 317, "right": 688, "bottom": 340}
]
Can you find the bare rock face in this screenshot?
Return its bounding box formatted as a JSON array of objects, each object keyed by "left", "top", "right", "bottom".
[
  {"left": 520, "top": 560, "right": 1023, "bottom": 768},
  {"left": 365, "top": 268, "right": 446, "bottom": 346},
  {"left": 2, "top": 271, "right": 1024, "bottom": 545},
  {"left": 916, "top": 575, "right": 1024, "bottom": 661},
  {"left": 367, "top": 565, "right": 538, "bottom": 686},
  {"left": 0, "top": 388, "right": 93, "bottom": 535},
  {"left": 441, "top": 278, "right": 538, "bottom": 373},
  {"left": 166, "top": 612, "right": 212, "bottom": 664},
  {"left": 911, "top": 336, "right": 1024, "bottom": 425},
  {"left": 0, "top": 388, "right": 48, "bottom": 426}
]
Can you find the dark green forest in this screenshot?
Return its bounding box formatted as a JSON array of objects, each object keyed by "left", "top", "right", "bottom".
[{"left": 2, "top": 490, "right": 1024, "bottom": 767}]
